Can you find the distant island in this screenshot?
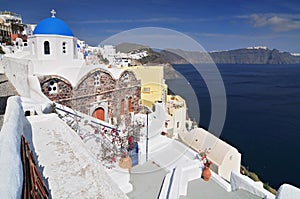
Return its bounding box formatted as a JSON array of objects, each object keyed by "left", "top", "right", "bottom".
[
  {"left": 209, "top": 47, "right": 300, "bottom": 64},
  {"left": 160, "top": 47, "right": 300, "bottom": 65},
  {"left": 115, "top": 43, "right": 300, "bottom": 65}
]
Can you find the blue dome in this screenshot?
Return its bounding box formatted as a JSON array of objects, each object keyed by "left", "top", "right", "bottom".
[{"left": 33, "top": 17, "right": 74, "bottom": 36}]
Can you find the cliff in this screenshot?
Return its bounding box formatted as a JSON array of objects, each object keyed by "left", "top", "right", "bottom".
[
  {"left": 116, "top": 43, "right": 179, "bottom": 79},
  {"left": 138, "top": 48, "right": 180, "bottom": 79},
  {"left": 210, "top": 48, "right": 300, "bottom": 64},
  {"left": 115, "top": 43, "right": 300, "bottom": 79},
  {"left": 160, "top": 48, "right": 300, "bottom": 64}
]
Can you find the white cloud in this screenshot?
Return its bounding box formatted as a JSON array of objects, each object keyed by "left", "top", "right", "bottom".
[{"left": 247, "top": 13, "right": 300, "bottom": 32}]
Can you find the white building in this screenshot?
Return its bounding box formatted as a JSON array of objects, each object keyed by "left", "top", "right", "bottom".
[
  {"left": 165, "top": 95, "right": 187, "bottom": 138},
  {"left": 0, "top": 11, "right": 22, "bottom": 24},
  {"left": 22, "top": 24, "right": 36, "bottom": 36},
  {"left": 99, "top": 44, "right": 117, "bottom": 63},
  {"left": 97, "top": 45, "right": 149, "bottom": 67},
  {"left": 26, "top": 13, "right": 79, "bottom": 63}
]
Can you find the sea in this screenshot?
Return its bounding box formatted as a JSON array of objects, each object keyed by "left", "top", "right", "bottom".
[{"left": 167, "top": 64, "right": 300, "bottom": 189}]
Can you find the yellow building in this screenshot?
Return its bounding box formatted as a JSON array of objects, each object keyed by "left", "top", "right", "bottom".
[
  {"left": 121, "top": 65, "right": 189, "bottom": 139},
  {"left": 121, "top": 65, "right": 167, "bottom": 109}
]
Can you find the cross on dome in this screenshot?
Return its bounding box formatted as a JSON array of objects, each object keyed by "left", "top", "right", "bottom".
[{"left": 50, "top": 9, "right": 56, "bottom": 18}]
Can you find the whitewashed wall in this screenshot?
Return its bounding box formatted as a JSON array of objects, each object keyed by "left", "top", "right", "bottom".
[
  {"left": 0, "top": 97, "right": 24, "bottom": 199},
  {"left": 179, "top": 128, "right": 241, "bottom": 181}
]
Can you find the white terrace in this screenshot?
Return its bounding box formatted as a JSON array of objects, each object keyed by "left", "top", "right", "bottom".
[{"left": 0, "top": 96, "right": 299, "bottom": 198}]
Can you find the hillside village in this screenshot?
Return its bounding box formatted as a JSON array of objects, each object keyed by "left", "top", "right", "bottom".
[{"left": 0, "top": 10, "right": 299, "bottom": 199}]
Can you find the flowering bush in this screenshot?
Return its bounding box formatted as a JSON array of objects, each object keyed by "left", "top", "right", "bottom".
[{"left": 199, "top": 148, "right": 212, "bottom": 168}]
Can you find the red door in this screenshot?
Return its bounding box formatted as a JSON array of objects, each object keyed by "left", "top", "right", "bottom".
[{"left": 93, "top": 108, "right": 105, "bottom": 121}]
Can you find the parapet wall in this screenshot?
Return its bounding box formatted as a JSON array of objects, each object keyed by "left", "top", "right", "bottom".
[
  {"left": 0, "top": 96, "right": 24, "bottom": 198},
  {"left": 3, "top": 56, "right": 49, "bottom": 102},
  {"left": 3, "top": 57, "right": 31, "bottom": 97},
  {"left": 179, "top": 128, "right": 241, "bottom": 182}
]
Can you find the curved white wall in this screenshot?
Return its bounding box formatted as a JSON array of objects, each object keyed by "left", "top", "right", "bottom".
[{"left": 0, "top": 96, "right": 24, "bottom": 198}]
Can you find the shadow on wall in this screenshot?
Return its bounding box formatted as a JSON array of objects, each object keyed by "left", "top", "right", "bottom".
[
  {"left": 0, "top": 96, "right": 11, "bottom": 114},
  {"left": 0, "top": 96, "right": 51, "bottom": 198}
]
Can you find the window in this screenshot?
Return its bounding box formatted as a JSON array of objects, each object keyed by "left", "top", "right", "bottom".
[
  {"left": 44, "top": 41, "right": 50, "bottom": 55},
  {"left": 143, "top": 87, "right": 150, "bottom": 93},
  {"left": 121, "top": 73, "right": 129, "bottom": 82},
  {"left": 94, "top": 72, "right": 100, "bottom": 87},
  {"left": 48, "top": 80, "right": 58, "bottom": 94},
  {"left": 62, "top": 42, "right": 67, "bottom": 54},
  {"left": 165, "top": 122, "right": 168, "bottom": 128},
  {"left": 177, "top": 122, "right": 180, "bottom": 128}
]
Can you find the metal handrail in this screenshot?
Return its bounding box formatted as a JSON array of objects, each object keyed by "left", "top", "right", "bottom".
[{"left": 166, "top": 168, "right": 176, "bottom": 199}]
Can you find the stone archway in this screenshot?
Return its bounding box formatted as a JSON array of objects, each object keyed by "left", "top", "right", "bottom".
[{"left": 92, "top": 107, "right": 105, "bottom": 121}]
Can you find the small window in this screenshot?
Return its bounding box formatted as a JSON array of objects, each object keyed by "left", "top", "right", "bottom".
[
  {"left": 94, "top": 73, "right": 100, "bottom": 87},
  {"left": 165, "top": 122, "right": 168, "bottom": 128},
  {"left": 143, "top": 87, "right": 150, "bottom": 93},
  {"left": 121, "top": 73, "right": 129, "bottom": 82},
  {"left": 62, "top": 42, "right": 67, "bottom": 54},
  {"left": 177, "top": 122, "right": 180, "bottom": 128},
  {"left": 44, "top": 41, "right": 50, "bottom": 55},
  {"left": 48, "top": 80, "right": 58, "bottom": 94}
]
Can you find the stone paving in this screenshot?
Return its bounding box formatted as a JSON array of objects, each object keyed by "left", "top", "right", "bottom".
[
  {"left": 27, "top": 114, "right": 127, "bottom": 198},
  {"left": 0, "top": 74, "right": 18, "bottom": 129}
]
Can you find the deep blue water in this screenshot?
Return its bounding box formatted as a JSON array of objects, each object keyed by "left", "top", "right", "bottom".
[{"left": 167, "top": 64, "right": 300, "bottom": 189}]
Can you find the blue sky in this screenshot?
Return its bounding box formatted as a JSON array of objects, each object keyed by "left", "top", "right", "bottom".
[{"left": 2, "top": 0, "right": 300, "bottom": 52}]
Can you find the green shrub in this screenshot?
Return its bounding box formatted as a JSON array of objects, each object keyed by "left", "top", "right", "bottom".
[
  {"left": 240, "top": 165, "right": 277, "bottom": 195},
  {"left": 263, "top": 183, "right": 277, "bottom": 195}
]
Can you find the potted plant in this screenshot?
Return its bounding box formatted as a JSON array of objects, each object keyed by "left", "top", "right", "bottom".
[
  {"left": 119, "top": 151, "right": 132, "bottom": 173},
  {"left": 199, "top": 149, "right": 212, "bottom": 181},
  {"left": 118, "top": 135, "right": 134, "bottom": 173}
]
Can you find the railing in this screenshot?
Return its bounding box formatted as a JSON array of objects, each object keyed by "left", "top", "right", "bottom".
[
  {"left": 54, "top": 105, "right": 128, "bottom": 169},
  {"left": 55, "top": 106, "right": 83, "bottom": 119},
  {"left": 166, "top": 168, "right": 176, "bottom": 199},
  {"left": 157, "top": 176, "right": 166, "bottom": 199},
  {"left": 21, "top": 135, "right": 49, "bottom": 199},
  {"left": 55, "top": 106, "right": 120, "bottom": 131}
]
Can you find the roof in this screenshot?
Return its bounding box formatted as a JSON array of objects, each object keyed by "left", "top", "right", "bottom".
[
  {"left": 33, "top": 62, "right": 125, "bottom": 87},
  {"left": 33, "top": 17, "right": 74, "bottom": 36}
]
